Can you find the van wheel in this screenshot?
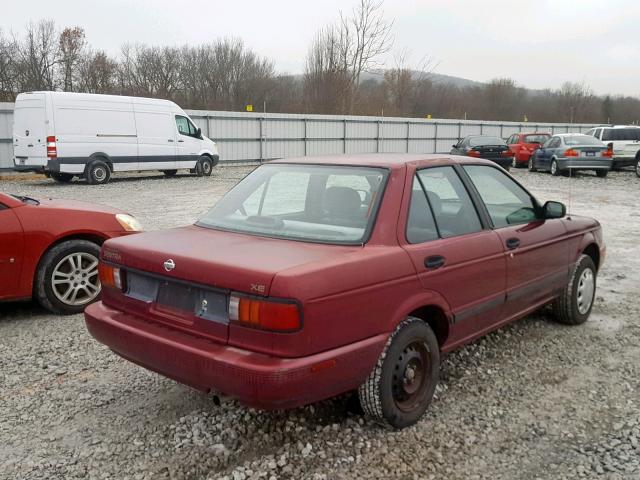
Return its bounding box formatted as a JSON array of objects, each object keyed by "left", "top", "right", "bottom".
[
  {"left": 635, "top": 155, "right": 640, "bottom": 178},
  {"left": 196, "top": 156, "right": 213, "bottom": 177},
  {"left": 358, "top": 317, "right": 439, "bottom": 429},
  {"left": 34, "top": 239, "right": 101, "bottom": 314},
  {"left": 162, "top": 170, "right": 178, "bottom": 177},
  {"left": 50, "top": 172, "right": 74, "bottom": 183},
  {"left": 86, "top": 160, "right": 111, "bottom": 185}
]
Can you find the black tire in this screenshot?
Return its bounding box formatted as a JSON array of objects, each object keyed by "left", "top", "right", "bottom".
[
  {"left": 552, "top": 254, "right": 597, "bottom": 325},
  {"left": 50, "top": 172, "right": 74, "bottom": 183},
  {"left": 636, "top": 156, "right": 640, "bottom": 178},
  {"left": 195, "top": 156, "right": 213, "bottom": 177},
  {"left": 528, "top": 157, "right": 537, "bottom": 172},
  {"left": 85, "top": 160, "right": 111, "bottom": 185},
  {"left": 511, "top": 157, "right": 518, "bottom": 169},
  {"left": 162, "top": 169, "right": 178, "bottom": 177},
  {"left": 596, "top": 169, "right": 608, "bottom": 178},
  {"left": 550, "top": 159, "right": 561, "bottom": 176},
  {"left": 34, "top": 239, "right": 102, "bottom": 315},
  {"left": 358, "top": 317, "right": 439, "bottom": 429}
]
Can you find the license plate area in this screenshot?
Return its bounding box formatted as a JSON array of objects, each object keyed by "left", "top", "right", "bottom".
[{"left": 584, "top": 151, "right": 595, "bottom": 157}]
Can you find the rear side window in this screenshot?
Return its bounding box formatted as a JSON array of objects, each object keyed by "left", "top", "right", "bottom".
[
  {"left": 406, "top": 176, "right": 439, "bottom": 244},
  {"left": 416, "top": 167, "right": 482, "bottom": 238},
  {"left": 464, "top": 165, "right": 538, "bottom": 228},
  {"left": 602, "top": 128, "right": 640, "bottom": 141}
]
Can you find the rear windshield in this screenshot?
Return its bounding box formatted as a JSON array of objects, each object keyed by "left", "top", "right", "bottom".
[
  {"left": 468, "top": 136, "right": 506, "bottom": 147},
  {"left": 563, "top": 135, "right": 603, "bottom": 146},
  {"left": 523, "top": 134, "right": 550, "bottom": 144},
  {"left": 197, "top": 164, "right": 388, "bottom": 245},
  {"left": 602, "top": 128, "right": 640, "bottom": 141}
]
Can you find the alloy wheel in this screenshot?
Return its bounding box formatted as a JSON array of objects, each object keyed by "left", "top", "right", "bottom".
[{"left": 51, "top": 252, "right": 101, "bottom": 306}]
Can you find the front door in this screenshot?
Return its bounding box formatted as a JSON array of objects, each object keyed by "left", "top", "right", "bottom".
[
  {"left": 461, "top": 164, "right": 568, "bottom": 319},
  {"left": 0, "top": 206, "right": 24, "bottom": 299},
  {"left": 174, "top": 115, "right": 202, "bottom": 170},
  {"left": 401, "top": 166, "right": 507, "bottom": 347}
]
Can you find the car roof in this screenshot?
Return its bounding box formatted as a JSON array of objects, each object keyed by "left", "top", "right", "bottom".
[
  {"left": 554, "top": 133, "right": 588, "bottom": 136},
  {"left": 597, "top": 125, "right": 640, "bottom": 129},
  {"left": 271, "top": 153, "right": 497, "bottom": 170},
  {"left": 518, "top": 132, "right": 551, "bottom": 135}
]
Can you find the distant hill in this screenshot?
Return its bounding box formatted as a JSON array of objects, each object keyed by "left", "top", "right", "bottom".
[{"left": 360, "top": 70, "right": 484, "bottom": 89}]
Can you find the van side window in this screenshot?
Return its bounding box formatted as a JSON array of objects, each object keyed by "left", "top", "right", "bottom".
[{"left": 175, "top": 115, "right": 198, "bottom": 137}]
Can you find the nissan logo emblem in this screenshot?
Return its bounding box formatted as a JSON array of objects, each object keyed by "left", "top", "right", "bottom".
[{"left": 163, "top": 259, "right": 175, "bottom": 272}]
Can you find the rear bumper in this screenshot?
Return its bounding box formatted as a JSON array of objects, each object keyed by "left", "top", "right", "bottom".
[
  {"left": 12, "top": 164, "right": 45, "bottom": 173},
  {"left": 557, "top": 158, "right": 612, "bottom": 170},
  {"left": 484, "top": 157, "right": 513, "bottom": 168},
  {"left": 84, "top": 301, "right": 386, "bottom": 410}
]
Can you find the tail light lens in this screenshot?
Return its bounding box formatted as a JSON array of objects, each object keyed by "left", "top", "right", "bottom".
[
  {"left": 46, "top": 136, "right": 57, "bottom": 158},
  {"left": 501, "top": 150, "right": 514, "bottom": 157},
  {"left": 229, "top": 294, "right": 301, "bottom": 332},
  {"left": 99, "top": 263, "right": 124, "bottom": 290},
  {"left": 603, "top": 148, "right": 613, "bottom": 158},
  {"left": 467, "top": 149, "right": 481, "bottom": 157},
  {"left": 564, "top": 148, "right": 579, "bottom": 157}
]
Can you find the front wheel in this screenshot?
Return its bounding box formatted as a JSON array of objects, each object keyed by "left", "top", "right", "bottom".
[
  {"left": 195, "top": 156, "right": 213, "bottom": 177},
  {"left": 34, "top": 240, "right": 102, "bottom": 314},
  {"left": 552, "top": 254, "right": 597, "bottom": 325},
  {"left": 596, "top": 169, "right": 608, "bottom": 178},
  {"left": 358, "top": 317, "right": 439, "bottom": 429}
]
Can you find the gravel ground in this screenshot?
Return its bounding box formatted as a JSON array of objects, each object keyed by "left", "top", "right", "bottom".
[{"left": 1, "top": 166, "right": 639, "bottom": 480}]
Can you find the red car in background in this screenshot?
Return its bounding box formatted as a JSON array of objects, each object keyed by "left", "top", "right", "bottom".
[
  {"left": 506, "top": 132, "right": 551, "bottom": 168},
  {"left": 0, "top": 193, "right": 141, "bottom": 314},
  {"left": 85, "top": 154, "right": 605, "bottom": 429}
]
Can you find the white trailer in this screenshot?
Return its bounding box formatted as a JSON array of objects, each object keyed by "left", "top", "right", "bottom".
[{"left": 12, "top": 91, "right": 219, "bottom": 184}]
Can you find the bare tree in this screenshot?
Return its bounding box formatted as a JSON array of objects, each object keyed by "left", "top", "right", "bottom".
[
  {"left": 59, "top": 26, "right": 85, "bottom": 91},
  {"left": 0, "top": 30, "right": 18, "bottom": 100},
  {"left": 76, "top": 50, "right": 116, "bottom": 94},
  {"left": 14, "top": 20, "right": 60, "bottom": 91}
]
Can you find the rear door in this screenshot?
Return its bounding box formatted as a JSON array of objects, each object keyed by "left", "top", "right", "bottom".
[
  {"left": 462, "top": 164, "right": 568, "bottom": 319},
  {"left": 134, "top": 104, "right": 177, "bottom": 171},
  {"left": 13, "top": 93, "right": 47, "bottom": 168},
  {"left": 0, "top": 204, "right": 24, "bottom": 299},
  {"left": 401, "top": 166, "right": 506, "bottom": 345}
]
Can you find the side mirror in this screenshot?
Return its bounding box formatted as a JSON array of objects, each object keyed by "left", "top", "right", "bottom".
[
  {"left": 452, "top": 144, "right": 458, "bottom": 149},
  {"left": 543, "top": 201, "right": 566, "bottom": 219},
  {"left": 196, "top": 127, "right": 202, "bottom": 138}
]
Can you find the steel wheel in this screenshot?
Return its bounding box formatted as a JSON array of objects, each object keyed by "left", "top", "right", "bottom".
[
  {"left": 391, "top": 341, "right": 430, "bottom": 413},
  {"left": 202, "top": 159, "right": 212, "bottom": 175},
  {"left": 576, "top": 268, "right": 595, "bottom": 315},
  {"left": 51, "top": 252, "right": 100, "bottom": 306}
]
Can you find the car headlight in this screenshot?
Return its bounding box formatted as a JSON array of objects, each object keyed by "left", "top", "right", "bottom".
[{"left": 115, "top": 213, "right": 143, "bottom": 232}]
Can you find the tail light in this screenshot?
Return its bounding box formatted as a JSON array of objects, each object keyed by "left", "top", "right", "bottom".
[
  {"left": 467, "top": 149, "right": 481, "bottom": 157},
  {"left": 564, "top": 148, "right": 579, "bottom": 157},
  {"left": 46, "top": 136, "right": 57, "bottom": 158},
  {"left": 603, "top": 148, "right": 613, "bottom": 158},
  {"left": 501, "top": 150, "right": 514, "bottom": 157},
  {"left": 229, "top": 294, "right": 301, "bottom": 332},
  {"left": 99, "top": 263, "right": 124, "bottom": 290}
]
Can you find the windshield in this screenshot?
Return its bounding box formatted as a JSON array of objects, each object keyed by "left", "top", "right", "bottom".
[
  {"left": 564, "top": 135, "right": 603, "bottom": 146},
  {"left": 602, "top": 128, "right": 640, "bottom": 142},
  {"left": 197, "top": 164, "right": 388, "bottom": 244},
  {"left": 468, "top": 136, "right": 505, "bottom": 147},
  {"left": 523, "top": 134, "right": 550, "bottom": 144}
]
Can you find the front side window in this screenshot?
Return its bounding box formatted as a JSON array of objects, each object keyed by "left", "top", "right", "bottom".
[
  {"left": 175, "top": 115, "right": 198, "bottom": 137},
  {"left": 464, "top": 165, "right": 538, "bottom": 228},
  {"left": 547, "top": 137, "right": 561, "bottom": 148},
  {"left": 197, "top": 164, "right": 387, "bottom": 244},
  {"left": 416, "top": 167, "right": 482, "bottom": 238}
]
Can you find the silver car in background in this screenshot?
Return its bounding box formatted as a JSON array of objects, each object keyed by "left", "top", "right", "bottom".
[{"left": 528, "top": 133, "right": 613, "bottom": 177}]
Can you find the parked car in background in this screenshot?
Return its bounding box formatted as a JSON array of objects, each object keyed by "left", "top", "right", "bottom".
[
  {"left": 13, "top": 91, "right": 219, "bottom": 184},
  {"left": 529, "top": 134, "right": 613, "bottom": 177},
  {"left": 0, "top": 192, "right": 141, "bottom": 313},
  {"left": 585, "top": 125, "right": 640, "bottom": 169},
  {"left": 85, "top": 153, "right": 605, "bottom": 429},
  {"left": 506, "top": 132, "right": 551, "bottom": 168},
  {"left": 450, "top": 135, "right": 514, "bottom": 169}
]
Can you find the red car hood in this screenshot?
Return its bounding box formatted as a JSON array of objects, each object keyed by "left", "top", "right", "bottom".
[
  {"left": 37, "top": 198, "right": 123, "bottom": 215},
  {"left": 102, "top": 225, "right": 362, "bottom": 296}
]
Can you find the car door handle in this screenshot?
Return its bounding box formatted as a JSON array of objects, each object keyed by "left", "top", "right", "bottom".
[
  {"left": 167, "top": 139, "right": 174, "bottom": 143},
  {"left": 506, "top": 238, "right": 520, "bottom": 250},
  {"left": 178, "top": 139, "right": 184, "bottom": 143},
  {"left": 424, "top": 255, "right": 446, "bottom": 269}
]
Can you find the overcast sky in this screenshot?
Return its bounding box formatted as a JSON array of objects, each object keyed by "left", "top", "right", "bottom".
[{"left": 2, "top": 0, "right": 639, "bottom": 97}]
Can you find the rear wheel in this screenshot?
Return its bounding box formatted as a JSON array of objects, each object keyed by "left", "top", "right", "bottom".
[
  {"left": 162, "top": 169, "right": 178, "bottom": 177},
  {"left": 85, "top": 160, "right": 111, "bottom": 185},
  {"left": 550, "top": 159, "right": 560, "bottom": 176},
  {"left": 596, "top": 169, "right": 608, "bottom": 178},
  {"left": 528, "top": 157, "right": 537, "bottom": 172},
  {"left": 358, "top": 317, "right": 439, "bottom": 429},
  {"left": 34, "top": 239, "right": 102, "bottom": 314},
  {"left": 635, "top": 156, "right": 640, "bottom": 178},
  {"left": 50, "top": 172, "right": 74, "bottom": 183}
]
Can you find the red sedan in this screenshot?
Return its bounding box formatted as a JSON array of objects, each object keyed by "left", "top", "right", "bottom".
[
  {"left": 0, "top": 193, "right": 141, "bottom": 314},
  {"left": 85, "top": 154, "right": 605, "bottom": 428},
  {"left": 506, "top": 132, "right": 551, "bottom": 168}
]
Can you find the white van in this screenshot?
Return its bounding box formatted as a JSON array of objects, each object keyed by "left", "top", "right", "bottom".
[{"left": 12, "top": 91, "right": 219, "bottom": 184}]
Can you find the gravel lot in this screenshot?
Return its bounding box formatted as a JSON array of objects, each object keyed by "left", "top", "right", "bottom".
[{"left": 1, "top": 165, "right": 639, "bottom": 480}]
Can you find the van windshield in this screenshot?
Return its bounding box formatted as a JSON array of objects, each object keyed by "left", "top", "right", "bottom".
[{"left": 197, "top": 164, "right": 388, "bottom": 245}]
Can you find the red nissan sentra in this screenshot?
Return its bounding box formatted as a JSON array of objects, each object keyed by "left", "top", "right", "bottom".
[{"left": 85, "top": 154, "right": 605, "bottom": 428}]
